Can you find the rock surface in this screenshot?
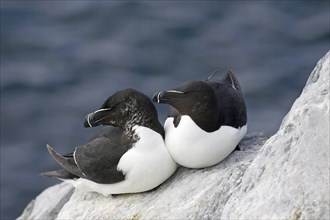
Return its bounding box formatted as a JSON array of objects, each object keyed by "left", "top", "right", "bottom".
[
  {"left": 222, "top": 50, "right": 330, "bottom": 219},
  {"left": 17, "top": 182, "right": 74, "bottom": 220},
  {"left": 18, "top": 51, "right": 329, "bottom": 220}
]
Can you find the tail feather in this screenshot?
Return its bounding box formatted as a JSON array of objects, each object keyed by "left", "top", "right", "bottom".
[{"left": 46, "top": 144, "right": 83, "bottom": 178}]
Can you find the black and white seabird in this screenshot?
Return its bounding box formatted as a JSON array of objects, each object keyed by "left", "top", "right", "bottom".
[
  {"left": 152, "top": 71, "right": 247, "bottom": 168},
  {"left": 42, "top": 89, "right": 177, "bottom": 195}
]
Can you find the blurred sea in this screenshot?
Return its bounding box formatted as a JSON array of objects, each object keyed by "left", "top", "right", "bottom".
[{"left": 1, "top": 1, "right": 329, "bottom": 219}]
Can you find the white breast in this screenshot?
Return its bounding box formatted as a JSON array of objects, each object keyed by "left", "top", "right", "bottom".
[
  {"left": 164, "top": 115, "right": 247, "bottom": 168},
  {"left": 72, "top": 126, "right": 177, "bottom": 196}
]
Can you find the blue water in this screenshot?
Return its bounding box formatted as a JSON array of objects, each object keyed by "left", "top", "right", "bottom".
[{"left": 1, "top": 1, "right": 329, "bottom": 219}]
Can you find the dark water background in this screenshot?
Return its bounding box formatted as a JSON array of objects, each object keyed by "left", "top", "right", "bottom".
[{"left": 1, "top": 1, "right": 329, "bottom": 219}]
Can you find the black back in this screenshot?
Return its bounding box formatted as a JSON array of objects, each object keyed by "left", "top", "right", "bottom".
[
  {"left": 163, "top": 72, "right": 247, "bottom": 132},
  {"left": 208, "top": 80, "right": 247, "bottom": 129}
]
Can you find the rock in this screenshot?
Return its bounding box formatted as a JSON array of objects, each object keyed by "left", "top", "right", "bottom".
[
  {"left": 222, "top": 50, "right": 330, "bottom": 219},
  {"left": 17, "top": 182, "right": 74, "bottom": 220},
  {"left": 18, "top": 51, "right": 329, "bottom": 220}
]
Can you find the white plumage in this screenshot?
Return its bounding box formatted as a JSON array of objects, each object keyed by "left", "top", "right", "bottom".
[{"left": 164, "top": 116, "right": 247, "bottom": 168}]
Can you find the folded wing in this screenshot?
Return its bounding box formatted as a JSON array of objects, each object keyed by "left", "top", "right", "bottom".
[{"left": 42, "top": 127, "right": 129, "bottom": 184}]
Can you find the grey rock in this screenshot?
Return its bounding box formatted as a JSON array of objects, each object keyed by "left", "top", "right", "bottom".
[
  {"left": 222, "top": 50, "right": 330, "bottom": 219},
  {"left": 17, "top": 182, "right": 74, "bottom": 220},
  {"left": 18, "top": 50, "right": 329, "bottom": 219}
]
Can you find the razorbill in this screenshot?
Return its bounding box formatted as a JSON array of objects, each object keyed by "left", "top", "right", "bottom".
[
  {"left": 152, "top": 71, "right": 247, "bottom": 168},
  {"left": 42, "top": 89, "right": 177, "bottom": 195}
]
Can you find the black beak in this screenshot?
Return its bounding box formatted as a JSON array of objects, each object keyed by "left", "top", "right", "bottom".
[
  {"left": 152, "top": 90, "right": 185, "bottom": 104},
  {"left": 84, "top": 108, "right": 112, "bottom": 128}
]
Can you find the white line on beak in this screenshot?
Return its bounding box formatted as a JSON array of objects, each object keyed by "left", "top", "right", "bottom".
[
  {"left": 87, "top": 113, "right": 93, "bottom": 127},
  {"left": 157, "top": 91, "right": 163, "bottom": 103},
  {"left": 86, "top": 108, "right": 111, "bottom": 127},
  {"left": 165, "top": 90, "right": 185, "bottom": 94}
]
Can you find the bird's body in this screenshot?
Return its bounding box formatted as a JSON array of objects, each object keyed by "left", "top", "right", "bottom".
[
  {"left": 153, "top": 71, "right": 247, "bottom": 168},
  {"left": 43, "top": 89, "right": 177, "bottom": 195}
]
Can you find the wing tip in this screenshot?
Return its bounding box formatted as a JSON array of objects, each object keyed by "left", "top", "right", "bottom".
[{"left": 40, "top": 169, "right": 79, "bottom": 179}]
